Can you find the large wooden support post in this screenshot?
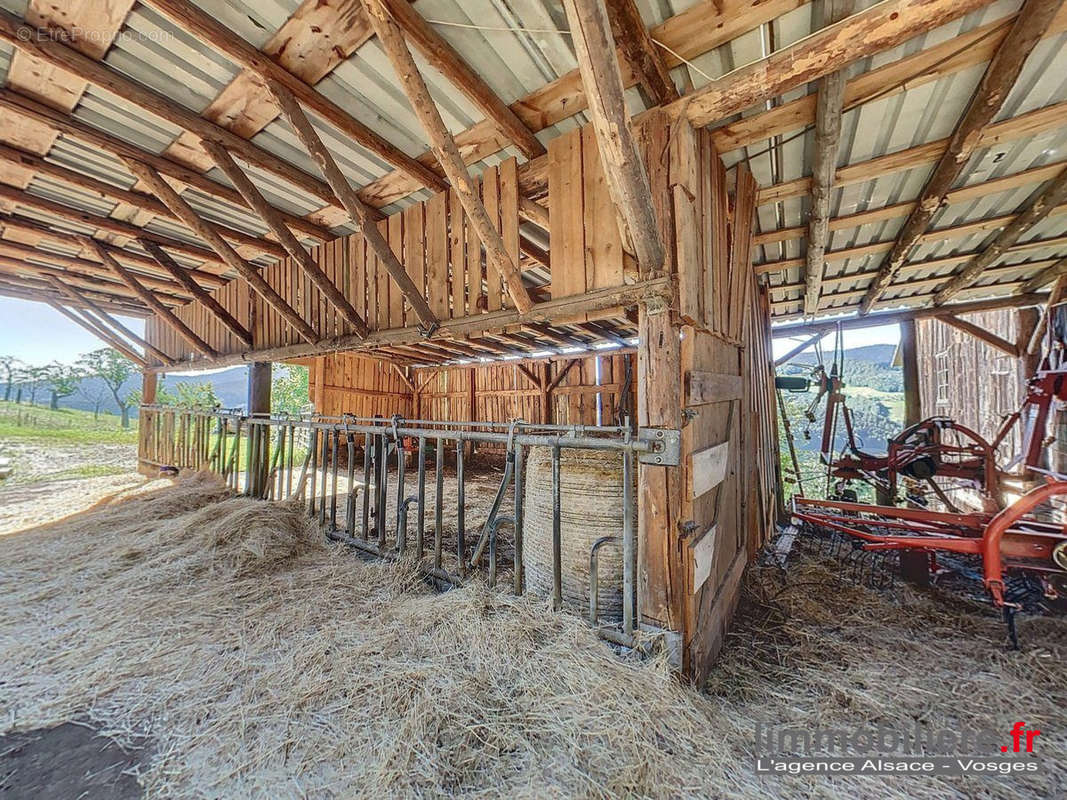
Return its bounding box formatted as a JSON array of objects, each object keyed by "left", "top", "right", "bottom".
[
  {"left": 137, "top": 371, "right": 159, "bottom": 477},
  {"left": 142, "top": 372, "right": 158, "bottom": 406},
  {"left": 636, "top": 296, "right": 685, "bottom": 643},
  {"left": 247, "top": 362, "right": 271, "bottom": 498},
  {"left": 898, "top": 319, "right": 929, "bottom": 585}
]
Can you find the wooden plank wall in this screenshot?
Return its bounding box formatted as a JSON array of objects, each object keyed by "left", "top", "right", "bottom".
[
  {"left": 915, "top": 309, "right": 1027, "bottom": 460},
  {"left": 662, "top": 119, "right": 775, "bottom": 681},
  {"left": 309, "top": 353, "right": 413, "bottom": 419},
  {"left": 143, "top": 159, "right": 525, "bottom": 363}
]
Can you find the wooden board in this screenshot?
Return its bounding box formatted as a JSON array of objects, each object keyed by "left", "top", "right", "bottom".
[{"left": 691, "top": 441, "right": 730, "bottom": 498}]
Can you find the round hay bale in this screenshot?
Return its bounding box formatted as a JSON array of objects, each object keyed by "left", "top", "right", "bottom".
[{"left": 523, "top": 447, "right": 635, "bottom": 618}]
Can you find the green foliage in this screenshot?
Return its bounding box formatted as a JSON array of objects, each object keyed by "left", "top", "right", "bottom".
[
  {"left": 272, "top": 366, "right": 310, "bottom": 416},
  {"left": 156, "top": 381, "right": 220, "bottom": 410},
  {"left": 77, "top": 348, "right": 139, "bottom": 428},
  {"left": 45, "top": 362, "right": 81, "bottom": 409}
]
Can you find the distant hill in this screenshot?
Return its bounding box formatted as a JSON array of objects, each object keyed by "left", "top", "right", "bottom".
[
  {"left": 11, "top": 365, "right": 301, "bottom": 417},
  {"left": 787, "top": 343, "right": 896, "bottom": 367}
]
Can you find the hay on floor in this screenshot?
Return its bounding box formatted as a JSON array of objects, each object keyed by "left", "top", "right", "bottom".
[{"left": 0, "top": 473, "right": 1063, "bottom": 798}]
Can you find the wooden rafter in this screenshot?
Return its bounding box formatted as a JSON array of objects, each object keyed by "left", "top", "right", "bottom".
[
  {"left": 44, "top": 300, "right": 148, "bottom": 367},
  {"left": 0, "top": 278, "right": 144, "bottom": 315},
  {"left": 1019, "top": 255, "right": 1067, "bottom": 294},
  {"left": 0, "top": 260, "right": 165, "bottom": 313},
  {"left": 803, "top": 0, "right": 854, "bottom": 316},
  {"left": 140, "top": 241, "right": 253, "bottom": 348},
  {"left": 933, "top": 167, "right": 1067, "bottom": 304},
  {"left": 771, "top": 292, "right": 1046, "bottom": 337},
  {"left": 757, "top": 159, "right": 1067, "bottom": 247},
  {"left": 363, "top": 0, "right": 534, "bottom": 314},
  {"left": 360, "top": 0, "right": 801, "bottom": 211},
  {"left": 0, "top": 143, "right": 288, "bottom": 260},
  {"left": 0, "top": 240, "right": 194, "bottom": 302},
  {"left": 860, "top": 0, "right": 1065, "bottom": 313},
  {"left": 379, "top": 0, "right": 544, "bottom": 159},
  {"left": 0, "top": 10, "right": 348, "bottom": 219},
  {"left": 0, "top": 89, "right": 331, "bottom": 243},
  {"left": 201, "top": 139, "right": 370, "bottom": 339},
  {"left": 83, "top": 236, "right": 218, "bottom": 358},
  {"left": 45, "top": 275, "right": 177, "bottom": 366},
  {"left": 266, "top": 80, "right": 439, "bottom": 331},
  {"left": 562, "top": 0, "right": 665, "bottom": 275},
  {"left": 138, "top": 0, "right": 444, "bottom": 193},
  {"left": 124, "top": 159, "right": 320, "bottom": 345},
  {"left": 605, "top": 0, "right": 679, "bottom": 106},
  {"left": 716, "top": 4, "right": 1067, "bottom": 155},
  {"left": 759, "top": 102, "right": 1067, "bottom": 207},
  {"left": 773, "top": 333, "right": 823, "bottom": 367},
  {"left": 937, "top": 313, "right": 1021, "bottom": 357},
  {"left": 0, "top": 183, "right": 237, "bottom": 269}
]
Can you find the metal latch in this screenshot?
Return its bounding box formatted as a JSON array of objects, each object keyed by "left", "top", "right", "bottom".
[{"left": 637, "top": 427, "right": 681, "bottom": 466}]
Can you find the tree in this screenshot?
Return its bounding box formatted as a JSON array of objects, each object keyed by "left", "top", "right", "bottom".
[
  {"left": 20, "top": 365, "right": 49, "bottom": 406},
  {"left": 45, "top": 362, "right": 81, "bottom": 410},
  {"left": 78, "top": 348, "right": 137, "bottom": 428},
  {"left": 78, "top": 378, "right": 114, "bottom": 420},
  {"left": 0, "top": 356, "right": 20, "bottom": 402},
  {"left": 170, "top": 381, "right": 220, "bottom": 410},
  {"left": 272, "top": 365, "right": 310, "bottom": 415}
]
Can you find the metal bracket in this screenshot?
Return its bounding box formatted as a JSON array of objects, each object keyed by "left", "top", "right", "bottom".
[{"left": 637, "top": 427, "right": 681, "bottom": 466}]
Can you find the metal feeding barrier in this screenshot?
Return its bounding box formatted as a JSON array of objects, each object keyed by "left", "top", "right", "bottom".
[{"left": 138, "top": 405, "right": 682, "bottom": 648}]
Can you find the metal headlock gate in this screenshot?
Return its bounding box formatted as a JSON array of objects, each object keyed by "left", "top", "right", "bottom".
[{"left": 138, "top": 405, "right": 681, "bottom": 648}]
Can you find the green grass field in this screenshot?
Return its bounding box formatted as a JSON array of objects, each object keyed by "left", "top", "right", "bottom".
[{"left": 0, "top": 401, "right": 138, "bottom": 445}]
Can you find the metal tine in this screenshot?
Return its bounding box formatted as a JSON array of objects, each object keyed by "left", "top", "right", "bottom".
[
  {"left": 330, "top": 429, "right": 340, "bottom": 531},
  {"left": 307, "top": 427, "right": 319, "bottom": 517},
  {"left": 416, "top": 436, "right": 426, "bottom": 559},
  {"left": 513, "top": 442, "right": 524, "bottom": 596},
  {"left": 435, "top": 436, "right": 444, "bottom": 570},
  {"left": 589, "top": 536, "right": 618, "bottom": 626},
  {"left": 457, "top": 438, "right": 466, "bottom": 578},
  {"left": 345, "top": 427, "right": 357, "bottom": 536},
  {"left": 362, "top": 432, "right": 372, "bottom": 539},
  {"left": 552, "top": 445, "right": 562, "bottom": 611},
  {"left": 376, "top": 432, "right": 388, "bottom": 550}
]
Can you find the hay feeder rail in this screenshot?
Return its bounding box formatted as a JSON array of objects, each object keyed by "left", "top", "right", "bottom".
[{"left": 140, "top": 405, "right": 681, "bottom": 648}]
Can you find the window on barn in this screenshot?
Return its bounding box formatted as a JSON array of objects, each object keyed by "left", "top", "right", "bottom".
[{"left": 935, "top": 350, "right": 951, "bottom": 406}]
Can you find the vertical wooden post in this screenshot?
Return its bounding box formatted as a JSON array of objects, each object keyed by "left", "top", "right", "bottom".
[
  {"left": 636, "top": 296, "right": 685, "bottom": 639},
  {"left": 1016, "top": 307, "right": 1042, "bottom": 382},
  {"left": 248, "top": 362, "right": 272, "bottom": 497},
  {"left": 313, "top": 357, "right": 326, "bottom": 413},
  {"left": 898, "top": 319, "right": 929, "bottom": 585},
  {"left": 142, "top": 372, "right": 158, "bottom": 406}
]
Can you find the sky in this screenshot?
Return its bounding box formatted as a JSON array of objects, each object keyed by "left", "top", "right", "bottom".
[
  {"left": 770, "top": 323, "right": 900, "bottom": 360},
  {"left": 0, "top": 293, "right": 901, "bottom": 368},
  {"left": 0, "top": 296, "right": 145, "bottom": 366}
]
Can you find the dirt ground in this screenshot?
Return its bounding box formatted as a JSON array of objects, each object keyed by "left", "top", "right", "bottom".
[
  {"left": 0, "top": 442, "right": 145, "bottom": 536},
  {"left": 0, "top": 723, "right": 144, "bottom": 800}
]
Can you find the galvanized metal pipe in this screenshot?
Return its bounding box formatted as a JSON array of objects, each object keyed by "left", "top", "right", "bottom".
[
  {"left": 552, "top": 445, "right": 562, "bottom": 611},
  {"left": 416, "top": 436, "right": 426, "bottom": 559},
  {"left": 588, "top": 536, "right": 618, "bottom": 626}
]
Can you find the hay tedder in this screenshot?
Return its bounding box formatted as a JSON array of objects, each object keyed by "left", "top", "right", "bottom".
[{"left": 780, "top": 321, "right": 1067, "bottom": 638}]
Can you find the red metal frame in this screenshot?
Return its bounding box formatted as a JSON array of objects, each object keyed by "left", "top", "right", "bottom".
[{"left": 794, "top": 483, "right": 1067, "bottom": 607}]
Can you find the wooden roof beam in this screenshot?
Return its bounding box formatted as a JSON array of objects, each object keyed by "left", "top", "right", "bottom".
[
  {"left": 860, "top": 0, "right": 1064, "bottom": 313},
  {"left": 266, "top": 80, "right": 439, "bottom": 331},
  {"left": 605, "top": 0, "right": 679, "bottom": 106},
  {"left": 938, "top": 313, "right": 1021, "bottom": 357},
  {"left": 0, "top": 10, "right": 351, "bottom": 221},
  {"left": 771, "top": 292, "right": 1047, "bottom": 336},
  {"left": 140, "top": 240, "right": 253, "bottom": 349},
  {"left": 0, "top": 260, "right": 164, "bottom": 313},
  {"left": 1019, "top": 255, "right": 1067, "bottom": 294},
  {"left": 715, "top": 4, "right": 1067, "bottom": 155},
  {"left": 45, "top": 300, "right": 148, "bottom": 367},
  {"left": 0, "top": 184, "right": 234, "bottom": 270},
  {"left": 0, "top": 89, "right": 331, "bottom": 243},
  {"left": 45, "top": 275, "right": 177, "bottom": 366},
  {"left": 0, "top": 236, "right": 197, "bottom": 300},
  {"left": 201, "top": 139, "right": 370, "bottom": 339},
  {"left": 0, "top": 279, "right": 143, "bottom": 315},
  {"left": 364, "top": 0, "right": 534, "bottom": 314},
  {"left": 803, "top": 0, "right": 854, "bottom": 316},
  {"left": 83, "top": 236, "right": 219, "bottom": 358},
  {"left": 562, "top": 0, "right": 665, "bottom": 275},
  {"left": 0, "top": 255, "right": 185, "bottom": 308},
  {"left": 379, "top": 0, "right": 544, "bottom": 159},
  {"left": 0, "top": 142, "right": 287, "bottom": 261},
  {"left": 125, "top": 159, "right": 321, "bottom": 345},
  {"left": 139, "top": 0, "right": 445, "bottom": 193},
  {"left": 933, "top": 167, "right": 1067, "bottom": 304},
  {"left": 757, "top": 159, "right": 1067, "bottom": 247}
]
